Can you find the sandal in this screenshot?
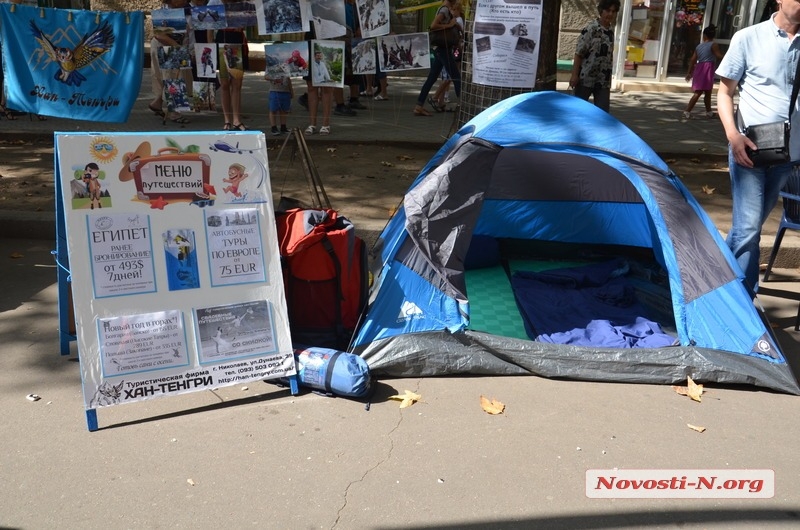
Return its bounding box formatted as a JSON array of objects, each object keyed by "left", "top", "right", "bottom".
[
  {"left": 374, "top": 95, "right": 389, "bottom": 101},
  {"left": 232, "top": 122, "right": 248, "bottom": 131},
  {"left": 148, "top": 104, "right": 166, "bottom": 118},
  {"left": 169, "top": 114, "right": 190, "bottom": 124},
  {"left": 427, "top": 96, "right": 444, "bottom": 112},
  {"left": 1, "top": 106, "right": 18, "bottom": 121},
  {"left": 223, "top": 122, "right": 232, "bottom": 131},
  {"left": 319, "top": 125, "right": 330, "bottom": 135},
  {"left": 413, "top": 106, "right": 432, "bottom": 117},
  {"left": 304, "top": 125, "right": 316, "bottom": 135}
]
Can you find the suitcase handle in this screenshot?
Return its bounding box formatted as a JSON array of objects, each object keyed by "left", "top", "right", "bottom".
[{"left": 157, "top": 147, "right": 181, "bottom": 155}]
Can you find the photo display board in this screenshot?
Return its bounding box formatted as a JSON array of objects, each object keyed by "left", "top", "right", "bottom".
[{"left": 55, "top": 132, "right": 295, "bottom": 411}]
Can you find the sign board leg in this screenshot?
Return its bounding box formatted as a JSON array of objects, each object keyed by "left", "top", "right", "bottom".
[
  {"left": 287, "top": 374, "right": 300, "bottom": 395},
  {"left": 86, "top": 409, "right": 98, "bottom": 432}
]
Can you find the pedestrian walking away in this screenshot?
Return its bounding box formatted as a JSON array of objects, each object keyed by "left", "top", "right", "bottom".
[{"left": 683, "top": 25, "right": 723, "bottom": 120}]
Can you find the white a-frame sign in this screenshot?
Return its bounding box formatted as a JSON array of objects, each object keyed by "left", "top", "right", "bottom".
[{"left": 55, "top": 132, "right": 296, "bottom": 431}]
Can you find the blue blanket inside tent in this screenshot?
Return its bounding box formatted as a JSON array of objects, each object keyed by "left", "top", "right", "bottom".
[{"left": 509, "top": 259, "right": 676, "bottom": 348}]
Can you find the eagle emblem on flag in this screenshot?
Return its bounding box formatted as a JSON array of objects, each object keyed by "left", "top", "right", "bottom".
[{"left": 29, "top": 20, "right": 115, "bottom": 87}]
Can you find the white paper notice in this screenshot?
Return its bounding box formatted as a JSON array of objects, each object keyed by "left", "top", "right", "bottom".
[
  {"left": 98, "top": 310, "right": 189, "bottom": 377},
  {"left": 204, "top": 208, "right": 267, "bottom": 286},
  {"left": 87, "top": 213, "right": 157, "bottom": 298},
  {"left": 195, "top": 300, "right": 277, "bottom": 363},
  {"left": 472, "top": 0, "right": 542, "bottom": 88}
]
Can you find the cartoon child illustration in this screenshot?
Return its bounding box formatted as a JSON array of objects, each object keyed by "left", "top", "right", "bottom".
[
  {"left": 82, "top": 162, "right": 102, "bottom": 209},
  {"left": 222, "top": 163, "right": 249, "bottom": 198}
]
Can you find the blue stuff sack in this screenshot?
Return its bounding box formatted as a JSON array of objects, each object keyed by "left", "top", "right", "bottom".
[{"left": 293, "top": 346, "right": 371, "bottom": 398}]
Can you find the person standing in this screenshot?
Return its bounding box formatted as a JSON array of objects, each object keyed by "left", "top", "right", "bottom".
[
  {"left": 266, "top": 72, "right": 292, "bottom": 136},
  {"left": 413, "top": 0, "right": 461, "bottom": 117},
  {"left": 682, "top": 25, "right": 723, "bottom": 119},
  {"left": 569, "top": 0, "right": 620, "bottom": 113},
  {"left": 150, "top": 0, "right": 193, "bottom": 124},
  {"left": 306, "top": 49, "right": 334, "bottom": 135},
  {"left": 212, "top": 0, "right": 249, "bottom": 130},
  {"left": 716, "top": 0, "right": 800, "bottom": 293}
]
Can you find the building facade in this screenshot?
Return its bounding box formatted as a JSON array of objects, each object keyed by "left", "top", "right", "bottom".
[{"left": 560, "top": 0, "right": 775, "bottom": 86}]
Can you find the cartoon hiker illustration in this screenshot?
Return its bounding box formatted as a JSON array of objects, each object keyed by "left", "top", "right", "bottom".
[
  {"left": 29, "top": 20, "right": 115, "bottom": 87},
  {"left": 222, "top": 163, "right": 248, "bottom": 197},
  {"left": 83, "top": 162, "right": 102, "bottom": 209}
]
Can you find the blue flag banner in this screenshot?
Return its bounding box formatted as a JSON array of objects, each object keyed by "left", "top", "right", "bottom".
[{"left": 0, "top": 5, "right": 143, "bottom": 123}]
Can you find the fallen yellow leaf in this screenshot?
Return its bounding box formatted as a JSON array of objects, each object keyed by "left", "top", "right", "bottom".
[
  {"left": 397, "top": 154, "right": 414, "bottom": 160},
  {"left": 9, "top": 252, "right": 24, "bottom": 259},
  {"left": 687, "top": 423, "right": 706, "bottom": 433},
  {"left": 687, "top": 376, "right": 704, "bottom": 402},
  {"left": 672, "top": 376, "right": 704, "bottom": 402},
  {"left": 701, "top": 185, "right": 715, "bottom": 195},
  {"left": 326, "top": 147, "right": 336, "bottom": 153},
  {"left": 389, "top": 389, "right": 421, "bottom": 408},
  {"left": 381, "top": 161, "right": 394, "bottom": 167},
  {"left": 480, "top": 395, "right": 505, "bottom": 415},
  {"left": 690, "top": 157, "right": 702, "bottom": 163}
]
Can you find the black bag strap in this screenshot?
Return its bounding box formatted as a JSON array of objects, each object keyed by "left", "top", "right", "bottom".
[
  {"left": 737, "top": 58, "right": 800, "bottom": 131},
  {"left": 790, "top": 57, "right": 800, "bottom": 119},
  {"left": 323, "top": 350, "right": 342, "bottom": 394}
]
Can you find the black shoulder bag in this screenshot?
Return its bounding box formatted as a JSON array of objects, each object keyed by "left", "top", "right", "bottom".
[
  {"left": 742, "top": 59, "right": 800, "bottom": 166},
  {"left": 429, "top": 10, "right": 459, "bottom": 48}
]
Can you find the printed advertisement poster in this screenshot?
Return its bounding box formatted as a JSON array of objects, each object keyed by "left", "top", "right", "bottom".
[
  {"left": 195, "top": 300, "right": 278, "bottom": 363},
  {"left": 205, "top": 208, "right": 267, "bottom": 287},
  {"left": 87, "top": 212, "right": 157, "bottom": 298},
  {"left": 97, "top": 310, "right": 189, "bottom": 378},
  {"left": 56, "top": 132, "right": 294, "bottom": 411},
  {"left": 472, "top": 0, "right": 543, "bottom": 88}
]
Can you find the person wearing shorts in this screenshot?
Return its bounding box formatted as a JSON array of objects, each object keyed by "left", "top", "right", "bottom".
[
  {"left": 267, "top": 74, "right": 292, "bottom": 135},
  {"left": 214, "top": 21, "right": 249, "bottom": 130}
]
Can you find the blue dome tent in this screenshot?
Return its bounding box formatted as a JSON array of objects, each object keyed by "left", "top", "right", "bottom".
[{"left": 349, "top": 92, "right": 800, "bottom": 394}]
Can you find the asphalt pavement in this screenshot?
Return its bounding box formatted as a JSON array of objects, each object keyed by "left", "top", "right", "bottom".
[{"left": 3, "top": 72, "right": 800, "bottom": 528}]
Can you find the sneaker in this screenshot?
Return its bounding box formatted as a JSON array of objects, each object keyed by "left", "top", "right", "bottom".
[
  {"left": 304, "top": 125, "right": 316, "bottom": 135},
  {"left": 348, "top": 99, "right": 367, "bottom": 110},
  {"left": 334, "top": 104, "right": 357, "bottom": 116},
  {"left": 374, "top": 95, "right": 389, "bottom": 101},
  {"left": 280, "top": 125, "right": 289, "bottom": 133},
  {"left": 682, "top": 111, "right": 691, "bottom": 119},
  {"left": 298, "top": 93, "right": 308, "bottom": 110},
  {"left": 270, "top": 126, "right": 280, "bottom": 136},
  {"left": 705, "top": 111, "right": 716, "bottom": 118},
  {"left": 319, "top": 125, "right": 330, "bottom": 135}
]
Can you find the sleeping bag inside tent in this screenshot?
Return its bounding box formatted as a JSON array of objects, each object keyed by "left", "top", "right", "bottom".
[{"left": 349, "top": 91, "right": 800, "bottom": 395}]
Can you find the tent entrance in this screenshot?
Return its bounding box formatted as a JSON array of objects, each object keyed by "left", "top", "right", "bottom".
[{"left": 465, "top": 239, "right": 677, "bottom": 345}]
